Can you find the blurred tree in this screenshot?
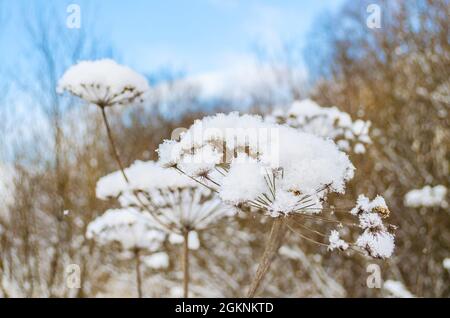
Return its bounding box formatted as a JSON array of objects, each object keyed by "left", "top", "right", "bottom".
[{"left": 304, "top": 0, "right": 449, "bottom": 297}]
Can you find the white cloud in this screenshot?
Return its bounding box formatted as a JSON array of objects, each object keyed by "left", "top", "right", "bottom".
[{"left": 150, "top": 52, "right": 306, "bottom": 109}]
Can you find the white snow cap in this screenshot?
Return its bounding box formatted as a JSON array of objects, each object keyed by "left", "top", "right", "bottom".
[
  {"left": 328, "top": 230, "right": 349, "bottom": 251},
  {"left": 0, "top": 164, "right": 12, "bottom": 202},
  {"left": 158, "top": 112, "right": 354, "bottom": 217},
  {"left": 404, "top": 185, "right": 448, "bottom": 208},
  {"left": 443, "top": 258, "right": 450, "bottom": 270},
  {"left": 57, "top": 59, "right": 149, "bottom": 107},
  {"left": 86, "top": 208, "right": 165, "bottom": 251},
  {"left": 267, "top": 99, "right": 371, "bottom": 154},
  {"left": 96, "top": 160, "right": 231, "bottom": 233}
]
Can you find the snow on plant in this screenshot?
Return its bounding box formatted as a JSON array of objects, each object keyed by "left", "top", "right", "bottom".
[
  {"left": 443, "top": 258, "right": 450, "bottom": 270},
  {"left": 266, "top": 99, "right": 371, "bottom": 154},
  {"left": 158, "top": 112, "right": 355, "bottom": 217},
  {"left": 0, "top": 164, "right": 13, "bottom": 221},
  {"left": 86, "top": 208, "right": 166, "bottom": 297},
  {"left": 58, "top": 60, "right": 150, "bottom": 182},
  {"left": 57, "top": 59, "right": 149, "bottom": 108},
  {"left": 404, "top": 185, "right": 448, "bottom": 208},
  {"left": 58, "top": 62, "right": 395, "bottom": 297},
  {"left": 96, "top": 160, "right": 231, "bottom": 297},
  {"left": 156, "top": 112, "right": 393, "bottom": 296}
]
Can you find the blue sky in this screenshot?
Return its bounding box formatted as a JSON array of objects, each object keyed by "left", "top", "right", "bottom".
[
  {"left": 1, "top": 0, "right": 345, "bottom": 78},
  {"left": 0, "top": 0, "right": 346, "bottom": 161}
]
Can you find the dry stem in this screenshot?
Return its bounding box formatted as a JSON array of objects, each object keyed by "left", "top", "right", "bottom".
[
  {"left": 182, "top": 230, "right": 190, "bottom": 298},
  {"left": 100, "top": 106, "right": 129, "bottom": 182}
]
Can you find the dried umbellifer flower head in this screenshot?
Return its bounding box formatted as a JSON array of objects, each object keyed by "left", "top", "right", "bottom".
[
  {"left": 158, "top": 112, "right": 355, "bottom": 218},
  {"left": 96, "top": 160, "right": 232, "bottom": 234},
  {"left": 57, "top": 59, "right": 149, "bottom": 108},
  {"left": 346, "top": 194, "right": 396, "bottom": 259},
  {"left": 266, "top": 99, "right": 372, "bottom": 155}
]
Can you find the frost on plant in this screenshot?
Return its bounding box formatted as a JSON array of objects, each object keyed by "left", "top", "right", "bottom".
[
  {"left": 266, "top": 99, "right": 371, "bottom": 154},
  {"left": 350, "top": 195, "right": 395, "bottom": 259},
  {"left": 156, "top": 112, "right": 392, "bottom": 297},
  {"left": 57, "top": 59, "right": 149, "bottom": 107},
  {"left": 404, "top": 185, "right": 448, "bottom": 208},
  {"left": 95, "top": 160, "right": 231, "bottom": 298},
  {"left": 86, "top": 207, "right": 169, "bottom": 297},
  {"left": 86, "top": 208, "right": 166, "bottom": 252},
  {"left": 383, "top": 280, "right": 415, "bottom": 298},
  {"left": 158, "top": 112, "right": 355, "bottom": 218}
]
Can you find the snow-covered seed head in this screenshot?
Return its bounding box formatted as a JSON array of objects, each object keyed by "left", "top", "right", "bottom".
[
  {"left": 86, "top": 208, "right": 166, "bottom": 252},
  {"left": 404, "top": 185, "right": 448, "bottom": 208},
  {"left": 96, "top": 160, "right": 232, "bottom": 235},
  {"left": 157, "top": 112, "right": 355, "bottom": 218},
  {"left": 57, "top": 59, "right": 149, "bottom": 108},
  {"left": 326, "top": 195, "right": 396, "bottom": 259}
]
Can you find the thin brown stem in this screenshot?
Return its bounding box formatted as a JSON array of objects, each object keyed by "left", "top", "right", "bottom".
[
  {"left": 182, "top": 230, "right": 190, "bottom": 298},
  {"left": 99, "top": 106, "right": 174, "bottom": 233},
  {"left": 100, "top": 106, "right": 129, "bottom": 183},
  {"left": 247, "top": 217, "right": 287, "bottom": 298}
]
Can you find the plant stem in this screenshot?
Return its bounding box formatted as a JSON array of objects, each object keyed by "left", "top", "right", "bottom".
[
  {"left": 135, "top": 248, "right": 143, "bottom": 298},
  {"left": 182, "top": 230, "right": 190, "bottom": 298},
  {"left": 99, "top": 106, "right": 176, "bottom": 234},
  {"left": 100, "top": 106, "right": 187, "bottom": 298},
  {"left": 100, "top": 106, "right": 129, "bottom": 183},
  {"left": 247, "top": 217, "right": 287, "bottom": 298}
]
